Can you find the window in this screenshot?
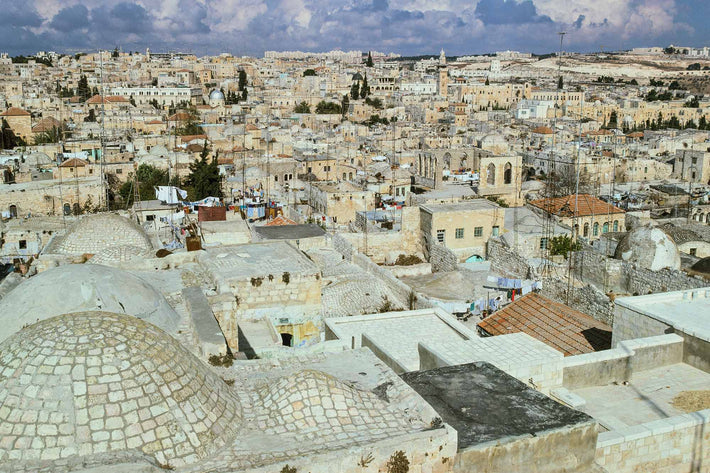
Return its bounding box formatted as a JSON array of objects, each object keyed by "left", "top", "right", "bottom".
[
  {"left": 583, "top": 223, "right": 589, "bottom": 237},
  {"left": 613, "top": 220, "right": 618, "bottom": 232},
  {"left": 474, "top": 227, "right": 483, "bottom": 237},
  {"left": 436, "top": 229, "right": 445, "bottom": 243},
  {"left": 540, "top": 237, "right": 548, "bottom": 250},
  {"left": 116, "top": 168, "right": 123, "bottom": 174},
  {"left": 19, "top": 240, "right": 26, "bottom": 249},
  {"left": 146, "top": 215, "right": 155, "bottom": 221},
  {"left": 88, "top": 168, "right": 93, "bottom": 174},
  {"left": 593, "top": 222, "right": 599, "bottom": 236},
  {"left": 690, "top": 248, "right": 697, "bottom": 256},
  {"left": 455, "top": 228, "right": 464, "bottom": 239},
  {"left": 274, "top": 176, "right": 278, "bottom": 182},
  {"left": 602, "top": 222, "right": 609, "bottom": 233},
  {"left": 492, "top": 226, "right": 500, "bottom": 236}
]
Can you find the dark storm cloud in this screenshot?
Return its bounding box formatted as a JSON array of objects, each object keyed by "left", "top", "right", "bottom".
[
  {"left": 0, "top": 3, "right": 43, "bottom": 27},
  {"left": 475, "top": 0, "right": 552, "bottom": 25},
  {"left": 91, "top": 2, "right": 153, "bottom": 35},
  {"left": 49, "top": 5, "right": 90, "bottom": 31}
]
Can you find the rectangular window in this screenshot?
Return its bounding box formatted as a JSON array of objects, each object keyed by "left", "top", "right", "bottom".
[
  {"left": 436, "top": 229, "right": 445, "bottom": 243},
  {"left": 474, "top": 227, "right": 483, "bottom": 237},
  {"left": 492, "top": 226, "right": 500, "bottom": 236},
  {"left": 19, "top": 240, "right": 27, "bottom": 249},
  {"left": 116, "top": 169, "right": 123, "bottom": 174},
  {"left": 455, "top": 228, "right": 464, "bottom": 239},
  {"left": 540, "top": 237, "right": 548, "bottom": 249},
  {"left": 690, "top": 248, "right": 697, "bottom": 256}
]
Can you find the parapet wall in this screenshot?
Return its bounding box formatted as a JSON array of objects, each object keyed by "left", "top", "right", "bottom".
[
  {"left": 595, "top": 410, "right": 710, "bottom": 473},
  {"left": 561, "top": 334, "right": 684, "bottom": 390}
]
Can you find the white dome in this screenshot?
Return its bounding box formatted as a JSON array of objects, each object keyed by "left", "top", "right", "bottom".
[
  {"left": 54, "top": 213, "right": 153, "bottom": 256},
  {"left": 0, "top": 312, "right": 242, "bottom": 466},
  {"left": 614, "top": 226, "right": 680, "bottom": 271},
  {"left": 0, "top": 264, "right": 180, "bottom": 342},
  {"left": 209, "top": 89, "right": 225, "bottom": 101}
]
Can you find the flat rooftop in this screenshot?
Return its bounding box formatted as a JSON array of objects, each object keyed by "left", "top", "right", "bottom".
[
  {"left": 571, "top": 363, "right": 710, "bottom": 430},
  {"left": 401, "top": 362, "right": 593, "bottom": 449},
  {"left": 325, "top": 309, "right": 474, "bottom": 372},
  {"left": 420, "top": 199, "right": 500, "bottom": 214},
  {"left": 199, "top": 241, "right": 320, "bottom": 280},
  {"left": 615, "top": 287, "right": 710, "bottom": 341}
]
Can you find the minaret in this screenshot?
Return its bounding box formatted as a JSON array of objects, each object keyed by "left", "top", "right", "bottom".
[{"left": 438, "top": 48, "right": 448, "bottom": 99}]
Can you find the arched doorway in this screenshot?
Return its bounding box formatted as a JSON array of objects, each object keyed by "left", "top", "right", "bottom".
[
  {"left": 503, "top": 162, "right": 512, "bottom": 184},
  {"left": 280, "top": 333, "right": 293, "bottom": 347},
  {"left": 8, "top": 204, "right": 17, "bottom": 218}
]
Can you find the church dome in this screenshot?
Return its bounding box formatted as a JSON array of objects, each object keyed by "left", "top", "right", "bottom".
[
  {"left": 87, "top": 244, "right": 154, "bottom": 266},
  {"left": 0, "top": 264, "right": 180, "bottom": 342},
  {"left": 54, "top": 213, "right": 153, "bottom": 256},
  {"left": 614, "top": 226, "right": 681, "bottom": 271},
  {"left": 0, "top": 312, "right": 242, "bottom": 466},
  {"left": 209, "top": 89, "right": 225, "bottom": 101}
]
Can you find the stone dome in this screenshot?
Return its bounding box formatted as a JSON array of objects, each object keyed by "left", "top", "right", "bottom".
[
  {"left": 55, "top": 213, "right": 153, "bottom": 255},
  {"left": 690, "top": 257, "right": 710, "bottom": 275},
  {"left": 0, "top": 264, "right": 180, "bottom": 342},
  {"left": 256, "top": 370, "right": 408, "bottom": 436},
  {"left": 87, "top": 244, "right": 155, "bottom": 266},
  {"left": 209, "top": 89, "right": 225, "bottom": 101},
  {"left": 0, "top": 312, "right": 242, "bottom": 466},
  {"left": 614, "top": 226, "right": 681, "bottom": 271}
]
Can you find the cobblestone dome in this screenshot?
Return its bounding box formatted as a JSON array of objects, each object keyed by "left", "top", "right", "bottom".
[
  {"left": 87, "top": 245, "right": 155, "bottom": 266},
  {"left": 0, "top": 312, "right": 242, "bottom": 467},
  {"left": 255, "top": 370, "right": 412, "bottom": 437},
  {"left": 0, "top": 264, "right": 180, "bottom": 343},
  {"left": 55, "top": 213, "right": 153, "bottom": 255}
]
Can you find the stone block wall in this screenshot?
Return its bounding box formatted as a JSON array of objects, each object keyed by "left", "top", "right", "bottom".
[
  {"left": 430, "top": 243, "right": 458, "bottom": 272},
  {"left": 595, "top": 410, "right": 710, "bottom": 473},
  {"left": 487, "top": 237, "right": 537, "bottom": 279},
  {"left": 541, "top": 278, "right": 615, "bottom": 326},
  {"left": 332, "top": 233, "right": 354, "bottom": 261},
  {"left": 611, "top": 304, "right": 674, "bottom": 347}
]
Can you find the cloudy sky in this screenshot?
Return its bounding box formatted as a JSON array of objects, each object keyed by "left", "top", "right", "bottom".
[{"left": 1, "top": 0, "right": 708, "bottom": 56}]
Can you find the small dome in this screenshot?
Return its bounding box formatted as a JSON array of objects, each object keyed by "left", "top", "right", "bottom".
[
  {"left": 0, "top": 312, "right": 242, "bottom": 466},
  {"left": 614, "top": 226, "right": 680, "bottom": 271},
  {"left": 257, "top": 370, "right": 408, "bottom": 436},
  {"left": 87, "top": 244, "right": 155, "bottom": 266},
  {"left": 54, "top": 213, "right": 153, "bottom": 256},
  {"left": 0, "top": 264, "right": 180, "bottom": 342},
  {"left": 690, "top": 257, "right": 710, "bottom": 275},
  {"left": 209, "top": 89, "right": 225, "bottom": 101}
]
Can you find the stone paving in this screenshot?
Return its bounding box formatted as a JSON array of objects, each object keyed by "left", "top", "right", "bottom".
[
  {"left": 308, "top": 248, "right": 407, "bottom": 317},
  {"left": 0, "top": 312, "right": 242, "bottom": 467},
  {"left": 572, "top": 363, "right": 710, "bottom": 429},
  {"left": 53, "top": 213, "right": 153, "bottom": 255}
]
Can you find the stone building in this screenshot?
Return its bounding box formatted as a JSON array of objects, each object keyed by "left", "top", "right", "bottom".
[
  {"left": 420, "top": 199, "right": 505, "bottom": 261},
  {"left": 0, "top": 107, "right": 32, "bottom": 141},
  {"left": 529, "top": 194, "right": 626, "bottom": 241}
]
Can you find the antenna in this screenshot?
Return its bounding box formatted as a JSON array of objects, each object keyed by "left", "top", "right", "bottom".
[{"left": 99, "top": 49, "right": 108, "bottom": 211}]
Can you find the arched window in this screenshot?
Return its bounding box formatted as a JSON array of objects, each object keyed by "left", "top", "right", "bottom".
[
  {"left": 593, "top": 222, "right": 599, "bottom": 236},
  {"left": 503, "top": 162, "right": 512, "bottom": 184},
  {"left": 63, "top": 203, "right": 71, "bottom": 216},
  {"left": 343, "top": 172, "right": 347, "bottom": 180},
  {"left": 349, "top": 172, "right": 353, "bottom": 180},
  {"left": 486, "top": 163, "right": 496, "bottom": 185},
  {"left": 8, "top": 204, "right": 17, "bottom": 218},
  {"left": 583, "top": 223, "right": 589, "bottom": 237},
  {"left": 613, "top": 220, "right": 619, "bottom": 232},
  {"left": 72, "top": 203, "right": 80, "bottom": 216},
  {"left": 602, "top": 222, "right": 609, "bottom": 233}
]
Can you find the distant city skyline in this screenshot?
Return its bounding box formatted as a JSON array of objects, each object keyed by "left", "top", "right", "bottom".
[{"left": 1, "top": 0, "right": 709, "bottom": 57}]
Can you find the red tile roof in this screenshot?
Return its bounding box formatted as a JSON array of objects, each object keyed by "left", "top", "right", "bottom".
[
  {"left": 60, "top": 158, "right": 88, "bottom": 168},
  {"left": 532, "top": 126, "right": 553, "bottom": 134},
  {"left": 478, "top": 292, "right": 612, "bottom": 356},
  {"left": 265, "top": 216, "right": 297, "bottom": 226},
  {"left": 528, "top": 194, "right": 624, "bottom": 218},
  {"left": 1, "top": 107, "right": 30, "bottom": 117},
  {"left": 180, "top": 134, "right": 208, "bottom": 143},
  {"left": 86, "top": 95, "right": 129, "bottom": 104},
  {"left": 32, "top": 117, "right": 61, "bottom": 133}
]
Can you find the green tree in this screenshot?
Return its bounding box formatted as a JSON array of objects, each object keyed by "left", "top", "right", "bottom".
[
  {"left": 360, "top": 74, "right": 370, "bottom": 99},
  {"left": 668, "top": 80, "right": 681, "bottom": 90},
  {"left": 129, "top": 95, "right": 136, "bottom": 106},
  {"left": 33, "top": 126, "right": 65, "bottom": 145},
  {"left": 119, "top": 164, "right": 169, "bottom": 207},
  {"left": 366, "top": 51, "right": 373, "bottom": 67},
  {"left": 350, "top": 81, "right": 360, "bottom": 100},
  {"left": 294, "top": 101, "right": 311, "bottom": 113},
  {"left": 112, "top": 47, "right": 119, "bottom": 58},
  {"left": 684, "top": 96, "right": 699, "bottom": 108},
  {"left": 185, "top": 144, "right": 222, "bottom": 200},
  {"left": 608, "top": 110, "right": 618, "bottom": 129},
  {"left": 341, "top": 94, "right": 349, "bottom": 118},
  {"left": 557, "top": 76, "right": 563, "bottom": 90},
  {"left": 175, "top": 106, "right": 202, "bottom": 136},
  {"left": 84, "top": 109, "right": 97, "bottom": 122},
  {"left": 485, "top": 78, "right": 490, "bottom": 85},
  {"left": 315, "top": 101, "right": 341, "bottom": 114},
  {"left": 238, "top": 70, "right": 247, "bottom": 91},
  {"left": 365, "top": 97, "right": 383, "bottom": 109},
  {"left": 77, "top": 75, "right": 91, "bottom": 101},
  {"left": 302, "top": 69, "right": 317, "bottom": 77},
  {"left": 699, "top": 116, "right": 708, "bottom": 130},
  {"left": 0, "top": 119, "right": 20, "bottom": 149},
  {"left": 549, "top": 235, "right": 581, "bottom": 258}
]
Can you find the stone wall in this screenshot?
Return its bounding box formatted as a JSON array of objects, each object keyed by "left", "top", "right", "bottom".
[
  {"left": 573, "top": 250, "right": 706, "bottom": 295},
  {"left": 430, "top": 243, "right": 458, "bottom": 272},
  {"left": 487, "top": 237, "right": 537, "bottom": 279},
  {"left": 595, "top": 410, "right": 710, "bottom": 473},
  {"left": 611, "top": 303, "right": 674, "bottom": 348},
  {"left": 332, "top": 233, "right": 354, "bottom": 261},
  {"left": 334, "top": 230, "right": 421, "bottom": 264},
  {"left": 541, "top": 278, "right": 615, "bottom": 327}
]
